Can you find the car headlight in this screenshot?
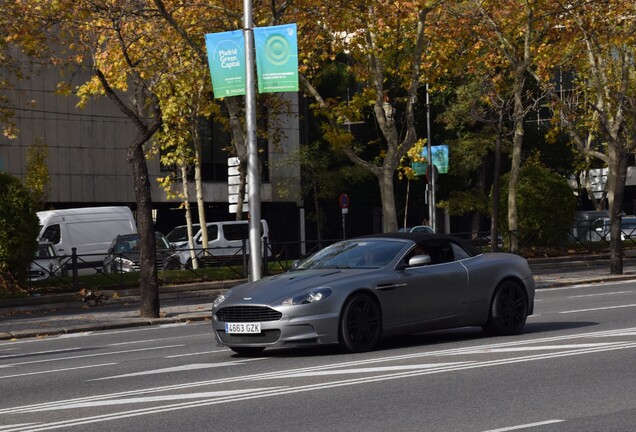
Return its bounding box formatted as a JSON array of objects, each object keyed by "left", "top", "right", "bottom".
[
  {"left": 114, "top": 256, "right": 136, "bottom": 272},
  {"left": 213, "top": 293, "right": 227, "bottom": 308},
  {"left": 281, "top": 287, "right": 332, "bottom": 306}
]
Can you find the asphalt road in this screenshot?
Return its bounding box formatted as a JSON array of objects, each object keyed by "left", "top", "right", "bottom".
[{"left": 2, "top": 279, "right": 636, "bottom": 432}]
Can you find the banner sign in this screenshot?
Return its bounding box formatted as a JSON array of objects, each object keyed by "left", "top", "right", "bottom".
[
  {"left": 430, "top": 145, "right": 449, "bottom": 173},
  {"left": 253, "top": 24, "right": 299, "bottom": 93},
  {"left": 413, "top": 145, "right": 449, "bottom": 176},
  {"left": 205, "top": 30, "right": 246, "bottom": 98}
]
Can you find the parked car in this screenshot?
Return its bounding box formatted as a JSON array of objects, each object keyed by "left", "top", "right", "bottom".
[
  {"left": 212, "top": 232, "right": 535, "bottom": 356},
  {"left": 398, "top": 225, "right": 434, "bottom": 233},
  {"left": 102, "top": 232, "right": 179, "bottom": 273},
  {"left": 166, "top": 219, "right": 270, "bottom": 268},
  {"left": 29, "top": 241, "right": 65, "bottom": 281},
  {"left": 593, "top": 216, "right": 636, "bottom": 241}
]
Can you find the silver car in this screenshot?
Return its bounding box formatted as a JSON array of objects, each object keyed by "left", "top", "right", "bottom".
[
  {"left": 29, "top": 241, "right": 65, "bottom": 281},
  {"left": 212, "top": 233, "right": 535, "bottom": 356}
]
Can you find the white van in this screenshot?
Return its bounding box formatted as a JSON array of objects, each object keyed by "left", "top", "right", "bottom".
[
  {"left": 37, "top": 206, "right": 137, "bottom": 273},
  {"left": 166, "top": 219, "right": 270, "bottom": 267}
]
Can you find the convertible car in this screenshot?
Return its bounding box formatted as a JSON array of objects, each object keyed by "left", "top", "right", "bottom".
[{"left": 212, "top": 233, "right": 535, "bottom": 355}]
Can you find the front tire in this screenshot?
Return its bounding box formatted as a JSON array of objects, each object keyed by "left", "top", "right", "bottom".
[
  {"left": 339, "top": 293, "right": 382, "bottom": 353},
  {"left": 483, "top": 280, "right": 528, "bottom": 336}
]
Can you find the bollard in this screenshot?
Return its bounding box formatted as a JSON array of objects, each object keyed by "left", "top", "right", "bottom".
[{"left": 71, "top": 247, "right": 79, "bottom": 291}]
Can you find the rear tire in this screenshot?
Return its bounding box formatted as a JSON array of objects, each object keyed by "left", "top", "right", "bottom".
[
  {"left": 339, "top": 293, "right": 382, "bottom": 353},
  {"left": 483, "top": 280, "right": 528, "bottom": 336}
]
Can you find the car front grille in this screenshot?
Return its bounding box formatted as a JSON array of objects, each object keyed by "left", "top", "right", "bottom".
[
  {"left": 216, "top": 306, "right": 282, "bottom": 322},
  {"left": 30, "top": 270, "right": 46, "bottom": 279},
  {"left": 217, "top": 329, "right": 281, "bottom": 344}
]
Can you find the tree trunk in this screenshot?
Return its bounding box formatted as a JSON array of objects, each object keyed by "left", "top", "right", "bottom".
[
  {"left": 193, "top": 132, "right": 208, "bottom": 252},
  {"left": 312, "top": 181, "right": 322, "bottom": 246},
  {"left": 129, "top": 140, "right": 159, "bottom": 318},
  {"left": 181, "top": 165, "right": 198, "bottom": 269},
  {"left": 490, "top": 134, "right": 502, "bottom": 252},
  {"left": 378, "top": 170, "right": 398, "bottom": 233},
  {"left": 507, "top": 74, "right": 526, "bottom": 253},
  {"left": 608, "top": 144, "right": 628, "bottom": 274}
]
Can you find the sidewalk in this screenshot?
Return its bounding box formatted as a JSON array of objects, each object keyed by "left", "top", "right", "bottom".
[
  {"left": 0, "top": 281, "right": 241, "bottom": 341},
  {"left": 2, "top": 258, "right": 636, "bottom": 341}
]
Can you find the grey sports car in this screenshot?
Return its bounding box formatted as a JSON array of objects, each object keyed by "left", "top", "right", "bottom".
[{"left": 212, "top": 233, "right": 535, "bottom": 356}]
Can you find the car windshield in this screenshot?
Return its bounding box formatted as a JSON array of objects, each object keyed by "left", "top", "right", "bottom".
[
  {"left": 156, "top": 234, "right": 171, "bottom": 249},
  {"left": 35, "top": 244, "right": 56, "bottom": 258},
  {"left": 295, "top": 239, "right": 406, "bottom": 270},
  {"left": 114, "top": 233, "right": 171, "bottom": 252},
  {"left": 115, "top": 236, "right": 139, "bottom": 252},
  {"left": 166, "top": 225, "right": 199, "bottom": 242}
]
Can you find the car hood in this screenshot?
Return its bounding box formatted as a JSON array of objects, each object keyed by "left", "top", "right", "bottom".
[{"left": 222, "top": 268, "right": 375, "bottom": 305}]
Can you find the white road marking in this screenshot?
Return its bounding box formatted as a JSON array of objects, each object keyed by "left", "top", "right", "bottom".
[
  {"left": 450, "top": 343, "right": 622, "bottom": 355},
  {"left": 568, "top": 290, "right": 632, "bottom": 298},
  {"left": 0, "top": 348, "right": 84, "bottom": 360},
  {"left": 4, "top": 340, "right": 636, "bottom": 416},
  {"left": 108, "top": 334, "right": 200, "bottom": 346},
  {"left": 3, "top": 339, "right": 633, "bottom": 431},
  {"left": 56, "top": 333, "right": 94, "bottom": 338},
  {"left": 264, "top": 362, "right": 474, "bottom": 378},
  {"left": 482, "top": 419, "right": 565, "bottom": 432},
  {"left": 3, "top": 327, "right": 636, "bottom": 430},
  {"left": 0, "top": 424, "right": 39, "bottom": 431},
  {"left": 90, "top": 362, "right": 249, "bottom": 380},
  {"left": 536, "top": 280, "right": 629, "bottom": 291},
  {"left": 165, "top": 349, "right": 231, "bottom": 358},
  {"left": 2, "top": 345, "right": 184, "bottom": 367},
  {"left": 560, "top": 303, "right": 636, "bottom": 314},
  {"left": 0, "top": 363, "right": 117, "bottom": 380},
  {"left": 22, "top": 388, "right": 284, "bottom": 412}
]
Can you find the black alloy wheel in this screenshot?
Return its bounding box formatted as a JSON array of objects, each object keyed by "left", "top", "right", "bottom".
[
  {"left": 483, "top": 280, "right": 528, "bottom": 336},
  {"left": 340, "top": 293, "right": 382, "bottom": 353}
]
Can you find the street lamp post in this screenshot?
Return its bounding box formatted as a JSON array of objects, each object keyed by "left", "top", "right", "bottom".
[
  {"left": 426, "top": 83, "right": 436, "bottom": 232},
  {"left": 243, "top": 0, "right": 262, "bottom": 281}
]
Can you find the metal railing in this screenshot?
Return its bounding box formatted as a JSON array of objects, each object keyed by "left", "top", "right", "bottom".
[{"left": 3, "top": 227, "right": 634, "bottom": 296}]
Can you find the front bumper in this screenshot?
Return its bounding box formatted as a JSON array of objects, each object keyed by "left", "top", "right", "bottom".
[{"left": 212, "top": 306, "right": 341, "bottom": 349}]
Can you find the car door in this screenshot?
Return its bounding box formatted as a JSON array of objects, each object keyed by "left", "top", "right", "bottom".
[{"left": 400, "top": 239, "right": 468, "bottom": 323}]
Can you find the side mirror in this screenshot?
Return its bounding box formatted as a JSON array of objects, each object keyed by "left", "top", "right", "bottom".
[{"left": 408, "top": 254, "right": 432, "bottom": 267}]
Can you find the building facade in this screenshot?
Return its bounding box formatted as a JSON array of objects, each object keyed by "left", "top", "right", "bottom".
[{"left": 0, "top": 64, "right": 302, "bottom": 244}]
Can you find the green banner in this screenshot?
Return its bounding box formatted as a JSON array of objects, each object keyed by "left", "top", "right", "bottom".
[
  {"left": 253, "top": 24, "right": 299, "bottom": 93},
  {"left": 413, "top": 145, "right": 449, "bottom": 176},
  {"left": 431, "top": 145, "right": 449, "bottom": 174},
  {"left": 205, "top": 30, "right": 246, "bottom": 98}
]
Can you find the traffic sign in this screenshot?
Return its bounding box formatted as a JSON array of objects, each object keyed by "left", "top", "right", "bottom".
[
  {"left": 426, "top": 164, "right": 439, "bottom": 184},
  {"left": 339, "top": 193, "right": 350, "bottom": 209}
]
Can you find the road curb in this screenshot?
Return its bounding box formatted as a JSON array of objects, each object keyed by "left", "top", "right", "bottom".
[
  {"left": 0, "top": 313, "right": 211, "bottom": 341},
  {"left": 0, "top": 280, "right": 242, "bottom": 313}
]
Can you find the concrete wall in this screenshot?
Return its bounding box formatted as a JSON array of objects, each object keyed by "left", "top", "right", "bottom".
[{"left": 0, "top": 64, "right": 301, "bottom": 208}]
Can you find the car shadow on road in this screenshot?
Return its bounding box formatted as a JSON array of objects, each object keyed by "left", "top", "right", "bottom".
[
  {"left": 522, "top": 321, "right": 599, "bottom": 334},
  {"left": 228, "top": 322, "right": 601, "bottom": 358}
]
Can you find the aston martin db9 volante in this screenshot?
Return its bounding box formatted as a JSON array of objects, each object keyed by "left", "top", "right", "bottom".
[{"left": 212, "top": 233, "right": 535, "bottom": 356}]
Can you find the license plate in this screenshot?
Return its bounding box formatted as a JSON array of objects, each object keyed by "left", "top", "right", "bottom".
[{"left": 225, "top": 322, "right": 261, "bottom": 334}]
